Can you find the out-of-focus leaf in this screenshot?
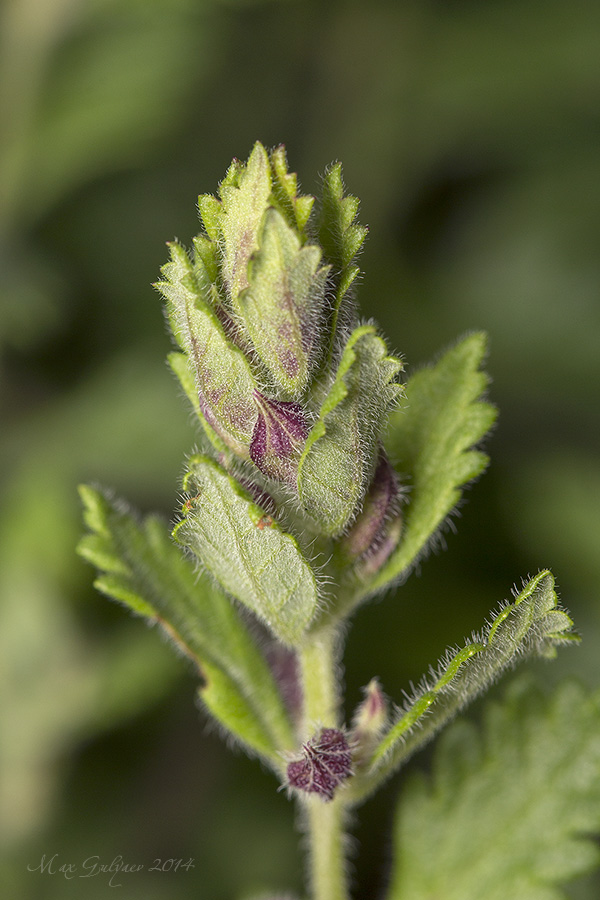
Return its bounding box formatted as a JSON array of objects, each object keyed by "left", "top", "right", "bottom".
[{"left": 387, "top": 678, "right": 600, "bottom": 900}]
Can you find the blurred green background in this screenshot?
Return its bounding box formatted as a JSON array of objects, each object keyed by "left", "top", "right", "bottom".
[{"left": 1, "top": 0, "right": 599, "bottom": 897}]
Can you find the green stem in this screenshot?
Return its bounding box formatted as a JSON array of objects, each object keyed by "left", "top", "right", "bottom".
[
  {"left": 298, "top": 626, "right": 350, "bottom": 900},
  {"left": 304, "top": 796, "right": 349, "bottom": 900}
]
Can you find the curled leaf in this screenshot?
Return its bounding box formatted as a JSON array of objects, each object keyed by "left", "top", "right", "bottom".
[
  {"left": 298, "top": 325, "right": 403, "bottom": 536},
  {"left": 349, "top": 570, "right": 577, "bottom": 803},
  {"left": 238, "top": 208, "right": 329, "bottom": 396},
  {"left": 76, "top": 485, "right": 294, "bottom": 762},
  {"left": 340, "top": 450, "right": 402, "bottom": 567},
  {"left": 157, "top": 242, "right": 258, "bottom": 457}
]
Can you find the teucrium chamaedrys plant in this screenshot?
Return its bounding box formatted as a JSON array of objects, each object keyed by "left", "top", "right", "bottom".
[{"left": 78, "top": 143, "right": 594, "bottom": 900}]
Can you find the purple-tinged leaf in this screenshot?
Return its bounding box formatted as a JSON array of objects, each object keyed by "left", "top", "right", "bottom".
[
  {"left": 250, "top": 392, "right": 309, "bottom": 485},
  {"left": 237, "top": 208, "right": 329, "bottom": 396}
]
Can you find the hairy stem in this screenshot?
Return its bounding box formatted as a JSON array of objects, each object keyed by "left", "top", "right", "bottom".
[
  {"left": 304, "top": 796, "right": 349, "bottom": 900},
  {"left": 298, "top": 626, "right": 350, "bottom": 900}
]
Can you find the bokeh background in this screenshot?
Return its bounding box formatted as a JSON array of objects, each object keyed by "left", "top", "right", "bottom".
[{"left": 1, "top": 0, "right": 599, "bottom": 897}]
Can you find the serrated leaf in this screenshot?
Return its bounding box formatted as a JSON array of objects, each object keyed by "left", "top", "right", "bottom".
[
  {"left": 77, "top": 485, "right": 294, "bottom": 762},
  {"left": 348, "top": 570, "right": 578, "bottom": 804},
  {"left": 197, "top": 193, "right": 223, "bottom": 242},
  {"left": 387, "top": 678, "right": 600, "bottom": 900},
  {"left": 220, "top": 141, "right": 272, "bottom": 300},
  {"left": 367, "top": 331, "right": 497, "bottom": 595},
  {"left": 237, "top": 208, "right": 329, "bottom": 395},
  {"left": 298, "top": 324, "right": 403, "bottom": 536},
  {"left": 173, "top": 456, "right": 319, "bottom": 646},
  {"left": 157, "top": 242, "right": 258, "bottom": 457},
  {"left": 269, "top": 144, "right": 315, "bottom": 235},
  {"left": 318, "top": 163, "right": 368, "bottom": 359}
]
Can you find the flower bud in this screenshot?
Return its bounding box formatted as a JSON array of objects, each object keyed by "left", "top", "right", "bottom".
[
  {"left": 339, "top": 449, "right": 403, "bottom": 574},
  {"left": 350, "top": 679, "right": 388, "bottom": 765},
  {"left": 286, "top": 728, "right": 352, "bottom": 801},
  {"left": 161, "top": 142, "right": 404, "bottom": 585}
]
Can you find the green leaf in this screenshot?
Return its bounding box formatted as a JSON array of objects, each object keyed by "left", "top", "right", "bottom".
[
  {"left": 173, "top": 456, "right": 319, "bottom": 646},
  {"left": 349, "top": 570, "right": 577, "bottom": 804},
  {"left": 77, "top": 485, "right": 294, "bottom": 763},
  {"left": 166, "top": 351, "right": 228, "bottom": 455},
  {"left": 269, "top": 144, "right": 315, "bottom": 235},
  {"left": 369, "top": 331, "right": 497, "bottom": 595},
  {"left": 237, "top": 208, "right": 329, "bottom": 396},
  {"left": 387, "top": 678, "right": 600, "bottom": 900},
  {"left": 220, "top": 141, "right": 272, "bottom": 300},
  {"left": 298, "top": 324, "right": 403, "bottom": 536},
  {"left": 318, "top": 163, "right": 368, "bottom": 359},
  {"left": 157, "top": 241, "right": 258, "bottom": 457}
]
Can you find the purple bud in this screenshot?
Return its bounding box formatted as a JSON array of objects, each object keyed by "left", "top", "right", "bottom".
[
  {"left": 286, "top": 728, "right": 352, "bottom": 801},
  {"left": 344, "top": 452, "right": 398, "bottom": 556},
  {"left": 350, "top": 679, "right": 388, "bottom": 765},
  {"left": 250, "top": 391, "right": 309, "bottom": 485},
  {"left": 340, "top": 451, "right": 403, "bottom": 574}
]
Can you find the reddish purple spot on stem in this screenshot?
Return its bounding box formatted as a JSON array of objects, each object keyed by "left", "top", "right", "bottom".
[{"left": 286, "top": 728, "right": 352, "bottom": 802}]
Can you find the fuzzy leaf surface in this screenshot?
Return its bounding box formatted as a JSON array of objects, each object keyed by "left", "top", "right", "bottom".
[
  {"left": 77, "top": 485, "right": 293, "bottom": 762},
  {"left": 369, "top": 331, "right": 496, "bottom": 595},
  {"left": 318, "top": 163, "right": 368, "bottom": 359},
  {"left": 298, "top": 324, "right": 403, "bottom": 536},
  {"left": 269, "top": 144, "right": 314, "bottom": 235},
  {"left": 349, "top": 571, "right": 577, "bottom": 803},
  {"left": 174, "top": 456, "right": 319, "bottom": 646},
  {"left": 220, "top": 141, "right": 272, "bottom": 300},
  {"left": 387, "top": 678, "right": 600, "bottom": 900},
  {"left": 238, "top": 208, "right": 328, "bottom": 395},
  {"left": 158, "top": 242, "right": 257, "bottom": 456}
]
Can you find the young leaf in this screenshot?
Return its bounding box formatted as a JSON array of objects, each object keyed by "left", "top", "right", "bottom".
[
  {"left": 387, "top": 678, "right": 600, "bottom": 900},
  {"left": 220, "top": 141, "right": 272, "bottom": 300},
  {"left": 298, "top": 324, "right": 403, "bottom": 536},
  {"left": 77, "top": 485, "right": 294, "bottom": 763},
  {"left": 250, "top": 392, "right": 309, "bottom": 485},
  {"left": 318, "top": 163, "right": 368, "bottom": 359},
  {"left": 157, "top": 241, "right": 258, "bottom": 457},
  {"left": 348, "top": 570, "right": 577, "bottom": 804},
  {"left": 366, "top": 331, "right": 496, "bottom": 596},
  {"left": 166, "top": 350, "right": 229, "bottom": 455},
  {"left": 173, "top": 455, "right": 319, "bottom": 646},
  {"left": 269, "top": 144, "right": 314, "bottom": 236},
  {"left": 237, "top": 208, "right": 329, "bottom": 396}
]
